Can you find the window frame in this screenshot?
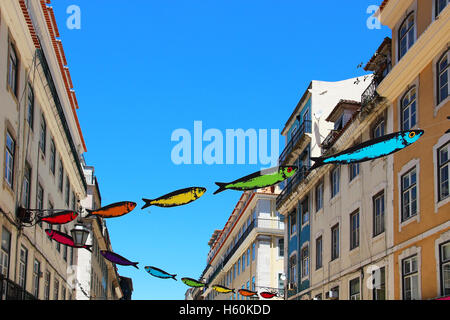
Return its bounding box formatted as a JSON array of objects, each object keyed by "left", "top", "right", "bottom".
[
  {"left": 436, "top": 0, "right": 449, "bottom": 17},
  {"left": 19, "top": 245, "right": 28, "bottom": 289},
  {"left": 22, "top": 162, "right": 32, "bottom": 209},
  {"left": 401, "top": 167, "right": 418, "bottom": 222},
  {"left": 400, "top": 86, "right": 417, "bottom": 131},
  {"left": 316, "top": 236, "right": 323, "bottom": 270},
  {"left": 438, "top": 141, "right": 449, "bottom": 202},
  {"left": 32, "top": 259, "right": 40, "bottom": 298},
  {"left": 402, "top": 255, "right": 420, "bottom": 300},
  {"left": 315, "top": 181, "right": 323, "bottom": 212},
  {"left": 331, "top": 166, "right": 340, "bottom": 198},
  {"left": 7, "top": 40, "right": 19, "bottom": 97},
  {"left": 349, "top": 277, "right": 361, "bottom": 300},
  {"left": 373, "top": 266, "right": 386, "bottom": 300},
  {"left": 437, "top": 50, "right": 449, "bottom": 105},
  {"left": 331, "top": 224, "right": 340, "bottom": 261},
  {"left": 301, "top": 245, "right": 309, "bottom": 279},
  {"left": 372, "top": 118, "right": 386, "bottom": 139},
  {"left": 439, "top": 241, "right": 450, "bottom": 297},
  {"left": 27, "top": 83, "right": 34, "bottom": 130},
  {"left": 398, "top": 12, "right": 416, "bottom": 60},
  {"left": 4, "top": 131, "right": 15, "bottom": 188},
  {"left": 0, "top": 227, "right": 12, "bottom": 278},
  {"left": 39, "top": 113, "right": 47, "bottom": 155},
  {"left": 373, "top": 191, "right": 385, "bottom": 237},
  {"left": 350, "top": 210, "right": 360, "bottom": 250}
]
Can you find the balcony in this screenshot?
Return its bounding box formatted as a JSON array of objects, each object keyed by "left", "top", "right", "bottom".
[
  {"left": 276, "top": 167, "right": 310, "bottom": 208},
  {"left": 361, "top": 77, "right": 381, "bottom": 111},
  {"left": 205, "top": 218, "right": 284, "bottom": 285},
  {"left": 279, "top": 120, "right": 312, "bottom": 165},
  {"left": 0, "top": 274, "right": 37, "bottom": 300}
]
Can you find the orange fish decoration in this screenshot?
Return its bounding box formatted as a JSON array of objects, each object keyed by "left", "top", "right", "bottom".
[
  {"left": 85, "top": 201, "right": 137, "bottom": 219},
  {"left": 238, "top": 289, "right": 258, "bottom": 297}
]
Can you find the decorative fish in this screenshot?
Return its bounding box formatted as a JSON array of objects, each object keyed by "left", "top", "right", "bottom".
[
  {"left": 45, "top": 229, "right": 92, "bottom": 251},
  {"left": 39, "top": 210, "right": 78, "bottom": 225},
  {"left": 238, "top": 289, "right": 258, "bottom": 297},
  {"left": 100, "top": 250, "right": 139, "bottom": 269},
  {"left": 260, "top": 292, "right": 278, "bottom": 299},
  {"left": 181, "top": 277, "right": 207, "bottom": 288},
  {"left": 142, "top": 187, "right": 206, "bottom": 209},
  {"left": 212, "top": 285, "right": 235, "bottom": 294},
  {"left": 310, "top": 130, "right": 424, "bottom": 171},
  {"left": 214, "top": 166, "right": 298, "bottom": 195},
  {"left": 144, "top": 266, "right": 177, "bottom": 281},
  {"left": 86, "top": 201, "right": 137, "bottom": 219}
]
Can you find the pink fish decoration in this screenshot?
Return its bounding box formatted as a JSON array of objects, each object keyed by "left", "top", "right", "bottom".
[{"left": 45, "top": 229, "right": 92, "bottom": 251}]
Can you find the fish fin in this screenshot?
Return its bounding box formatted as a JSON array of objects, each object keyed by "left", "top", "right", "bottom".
[
  {"left": 213, "top": 183, "right": 228, "bottom": 195},
  {"left": 133, "top": 263, "right": 139, "bottom": 269},
  {"left": 172, "top": 274, "right": 177, "bottom": 281},
  {"left": 141, "top": 199, "right": 153, "bottom": 210},
  {"left": 309, "top": 157, "right": 326, "bottom": 171}
]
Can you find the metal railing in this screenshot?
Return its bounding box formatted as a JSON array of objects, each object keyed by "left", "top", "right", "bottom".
[
  {"left": 0, "top": 274, "right": 37, "bottom": 300},
  {"left": 279, "top": 120, "right": 312, "bottom": 164},
  {"left": 276, "top": 167, "right": 310, "bottom": 207}
]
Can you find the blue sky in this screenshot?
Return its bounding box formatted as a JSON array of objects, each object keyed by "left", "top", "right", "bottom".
[{"left": 53, "top": 0, "right": 389, "bottom": 300}]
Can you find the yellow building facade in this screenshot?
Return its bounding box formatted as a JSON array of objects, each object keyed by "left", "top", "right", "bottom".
[{"left": 377, "top": 0, "right": 449, "bottom": 300}]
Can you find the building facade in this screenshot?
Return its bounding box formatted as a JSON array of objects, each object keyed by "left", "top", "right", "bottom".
[
  {"left": 75, "top": 163, "right": 123, "bottom": 300},
  {"left": 0, "top": 0, "right": 88, "bottom": 300},
  {"left": 277, "top": 76, "right": 384, "bottom": 300},
  {"left": 376, "top": 0, "right": 450, "bottom": 300},
  {"left": 194, "top": 187, "right": 285, "bottom": 300}
]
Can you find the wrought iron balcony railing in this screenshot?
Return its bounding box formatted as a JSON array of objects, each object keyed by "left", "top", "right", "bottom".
[
  {"left": 0, "top": 274, "right": 37, "bottom": 300},
  {"left": 279, "top": 120, "right": 312, "bottom": 165},
  {"left": 276, "top": 167, "right": 310, "bottom": 208}
]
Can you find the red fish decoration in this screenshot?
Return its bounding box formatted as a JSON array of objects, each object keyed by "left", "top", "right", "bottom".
[
  {"left": 45, "top": 229, "right": 91, "bottom": 251},
  {"left": 260, "top": 292, "right": 278, "bottom": 299},
  {"left": 238, "top": 289, "right": 258, "bottom": 297},
  {"left": 39, "top": 211, "right": 78, "bottom": 225}
]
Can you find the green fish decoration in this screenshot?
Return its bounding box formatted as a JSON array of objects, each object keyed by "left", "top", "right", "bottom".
[
  {"left": 214, "top": 166, "right": 298, "bottom": 195},
  {"left": 181, "top": 277, "right": 207, "bottom": 288}
]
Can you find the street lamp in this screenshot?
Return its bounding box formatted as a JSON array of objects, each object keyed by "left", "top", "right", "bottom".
[{"left": 71, "top": 223, "right": 90, "bottom": 247}]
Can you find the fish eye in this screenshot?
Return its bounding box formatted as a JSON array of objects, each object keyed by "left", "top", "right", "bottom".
[
  {"left": 409, "top": 132, "right": 416, "bottom": 139},
  {"left": 287, "top": 167, "right": 293, "bottom": 173}
]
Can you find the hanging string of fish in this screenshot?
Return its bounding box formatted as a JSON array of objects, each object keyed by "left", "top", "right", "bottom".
[{"left": 42, "top": 130, "right": 427, "bottom": 299}]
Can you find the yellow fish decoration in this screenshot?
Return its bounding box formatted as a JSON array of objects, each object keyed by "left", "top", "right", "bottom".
[
  {"left": 212, "top": 285, "right": 235, "bottom": 294},
  {"left": 142, "top": 187, "right": 206, "bottom": 209}
]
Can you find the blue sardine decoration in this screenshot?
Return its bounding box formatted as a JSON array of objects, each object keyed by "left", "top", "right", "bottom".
[
  {"left": 310, "top": 130, "right": 424, "bottom": 171},
  {"left": 144, "top": 266, "right": 177, "bottom": 281}
]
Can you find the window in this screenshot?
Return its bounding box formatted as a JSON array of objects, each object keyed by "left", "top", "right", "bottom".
[
  {"left": 252, "top": 276, "right": 255, "bottom": 291},
  {"left": 238, "top": 259, "right": 241, "bottom": 275},
  {"left": 289, "top": 254, "right": 297, "bottom": 285},
  {"left": 401, "top": 168, "right": 418, "bottom": 222},
  {"left": 403, "top": 255, "right": 419, "bottom": 300},
  {"left": 401, "top": 87, "right": 417, "bottom": 131},
  {"left": 252, "top": 242, "right": 256, "bottom": 261},
  {"left": 58, "top": 159, "right": 63, "bottom": 192},
  {"left": 349, "top": 163, "right": 360, "bottom": 182},
  {"left": 316, "top": 236, "right": 323, "bottom": 270},
  {"left": 72, "top": 192, "right": 77, "bottom": 211},
  {"left": 301, "top": 196, "right": 309, "bottom": 225},
  {"left": 436, "top": 0, "right": 449, "bottom": 17},
  {"left": 27, "top": 84, "right": 34, "bottom": 129},
  {"left": 278, "top": 273, "right": 284, "bottom": 290},
  {"left": 19, "top": 246, "right": 28, "bottom": 288},
  {"left": 33, "top": 260, "right": 40, "bottom": 298},
  {"left": 290, "top": 210, "right": 297, "bottom": 236},
  {"left": 373, "top": 192, "right": 385, "bottom": 236},
  {"left": 54, "top": 278, "right": 59, "bottom": 300},
  {"left": 398, "top": 13, "right": 415, "bottom": 60},
  {"left": 438, "top": 51, "right": 449, "bottom": 104},
  {"left": 349, "top": 278, "right": 361, "bottom": 300},
  {"left": 39, "top": 114, "right": 46, "bottom": 155},
  {"left": 373, "top": 267, "right": 386, "bottom": 300},
  {"left": 1, "top": 228, "right": 11, "bottom": 277},
  {"left": 242, "top": 254, "right": 245, "bottom": 272},
  {"left": 373, "top": 119, "right": 385, "bottom": 139},
  {"left": 5, "top": 131, "right": 15, "bottom": 187},
  {"left": 22, "top": 163, "right": 31, "bottom": 208},
  {"left": 62, "top": 287, "right": 66, "bottom": 300},
  {"left": 278, "top": 238, "right": 284, "bottom": 258},
  {"left": 47, "top": 201, "right": 54, "bottom": 230},
  {"left": 440, "top": 242, "right": 450, "bottom": 296},
  {"left": 315, "top": 181, "right": 323, "bottom": 212},
  {"left": 8, "top": 42, "right": 19, "bottom": 96},
  {"left": 44, "top": 271, "right": 51, "bottom": 300},
  {"left": 331, "top": 224, "right": 339, "bottom": 260},
  {"left": 438, "top": 142, "right": 449, "bottom": 201},
  {"left": 328, "top": 286, "right": 339, "bottom": 300},
  {"left": 56, "top": 225, "right": 61, "bottom": 252},
  {"left": 233, "top": 264, "right": 236, "bottom": 279},
  {"left": 331, "top": 167, "right": 340, "bottom": 198},
  {"left": 301, "top": 246, "right": 309, "bottom": 278},
  {"left": 314, "top": 293, "right": 322, "bottom": 300},
  {"left": 65, "top": 176, "right": 70, "bottom": 206},
  {"left": 350, "top": 210, "right": 360, "bottom": 250},
  {"left": 50, "top": 139, "right": 56, "bottom": 175},
  {"left": 63, "top": 236, "right": 68, "bottom": 262}
]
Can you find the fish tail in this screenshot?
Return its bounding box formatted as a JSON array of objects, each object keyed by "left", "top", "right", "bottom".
[
  {"left": 85, "top": 209, "right": 94, "bottom": 219},
  {"left": 232, "top": 289, "right": 235, "bottom": 293},
  {"left": 84, "top": 245, "right": 92, "bottom": 252},
  {"left": 310, "top": 157, "right": 326, "bottom": 171},
  {"left": 141, "top": 199, "right": 153, "bottom": 210},
  {"left": 213, "top": 183, "right": 228, "bottom": 195},
  {"left": 133, "top": 263, "right": 139, "bottom": 269},
  {"left": 172, "top": 274, "right": 177, "bottom": 281}
]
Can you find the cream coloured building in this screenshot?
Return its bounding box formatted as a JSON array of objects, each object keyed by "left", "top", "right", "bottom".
[
  {"left": 195, "top": 187, "right": 285, "bottom": 300},
  {"left": 0, "top": 0, "right": 86, "bottom": 300}
]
